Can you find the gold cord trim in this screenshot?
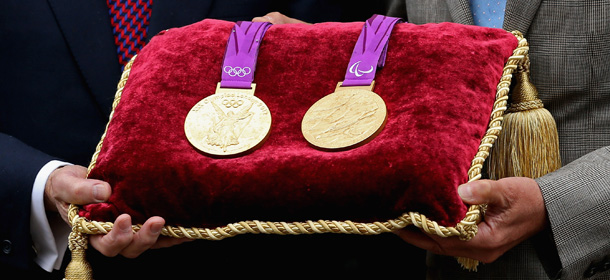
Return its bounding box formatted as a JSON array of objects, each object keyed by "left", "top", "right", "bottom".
[
  {"left": 71, "top": 32, "right": 528, "bottom": 242},
  {"left": 506, "top": 99, "right": 544, "bottom": 112}
]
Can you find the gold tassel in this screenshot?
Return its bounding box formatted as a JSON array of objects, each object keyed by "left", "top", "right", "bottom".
[
  {"left": 487, "top": 58, "right": 561, "bottom": 180},
  {"left": 64, "top": 228, "right": 93, "bottom": 280}
]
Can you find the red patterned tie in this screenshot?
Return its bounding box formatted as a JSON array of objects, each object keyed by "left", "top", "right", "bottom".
[{"left": 107, "top": 0, "right": 153, "bottom": 67}]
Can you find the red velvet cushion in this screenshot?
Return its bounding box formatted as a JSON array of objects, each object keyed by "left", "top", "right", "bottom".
[{"left": 83, "top": 19, "right": 518, "bottom": 229}]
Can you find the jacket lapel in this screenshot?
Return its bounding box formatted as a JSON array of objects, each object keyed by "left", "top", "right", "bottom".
[
  {"left": 48, "top": 0, "right": 121, "bottom": 116},
  {"left": 445, "top": 0, "right": 475, "bottom": 25},
  {"left": 444, "top": 0, "right": 542, "bottom": 36},
  {"left": 503, "top": 0, "right": 543, "bottom": 36},
  {"left": 47, "top": 0, "right": 121, "bottom": 117},
  {"left": 46, "top": 0, "right": 215, "bottom": 117}
]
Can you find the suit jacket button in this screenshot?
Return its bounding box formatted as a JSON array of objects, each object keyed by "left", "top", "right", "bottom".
[{"left": 1, "top": 240, "right": 11, "bottom": 255}]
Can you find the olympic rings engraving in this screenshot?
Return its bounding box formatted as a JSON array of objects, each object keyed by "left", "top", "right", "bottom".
[
  {"left": 223, "top": 66, "right": 252, "bottom": 77},
  {"left": 222, "top": 99, "right": 244, "bottom": 108}
]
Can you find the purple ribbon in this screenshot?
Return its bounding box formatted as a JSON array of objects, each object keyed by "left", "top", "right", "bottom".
[
  {"left": 220, "top": 21, "right": 272, "bottom": 89},
  {"left": 341, "top": 15, "right": 402, "bottom": 87}
]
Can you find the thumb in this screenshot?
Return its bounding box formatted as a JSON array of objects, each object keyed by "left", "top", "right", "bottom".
[
  {"left": 47, "top": 165, "right": 111, "bottom": 207},
  {"left": 457, "top": 180, "right": 505, "bottom": 206}
]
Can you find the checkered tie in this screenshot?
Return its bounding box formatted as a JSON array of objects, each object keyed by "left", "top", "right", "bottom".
[
  {"left": 107, "top": 0, "right": 153, "bottom": 67},
  {"left": 470, "top": 0, "right": 506, "bottom": 28}
]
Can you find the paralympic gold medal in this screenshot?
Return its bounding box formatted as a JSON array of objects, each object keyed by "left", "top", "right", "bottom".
[
  {"left": 301, "top": 15, "right": 400, "bottom": 150},
  {"left": 185, "top": 84, "right": 271, "bottom": 156},
  {"left": 302, "top": 82, "right": 387, "bottom": 149}
]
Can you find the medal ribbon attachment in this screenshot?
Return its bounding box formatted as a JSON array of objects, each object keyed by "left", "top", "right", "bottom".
[
  {"left": 220, "top": 21, "right": 272, "bottom": 89},
  {"left": 185, "top": 21, "right": 273, "bottom": 156},
  {"left": 301, "top": 15, "right": 401, "bottom": 150},
  {"left": 342, "top": 14, "right": 401, "bottom": 87}
]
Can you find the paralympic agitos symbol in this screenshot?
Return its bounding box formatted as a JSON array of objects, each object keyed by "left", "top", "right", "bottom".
[{"left": 348, "top": 61, "right": 374, "bottom": 77}]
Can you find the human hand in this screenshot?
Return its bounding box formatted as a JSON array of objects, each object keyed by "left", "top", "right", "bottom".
[
  {"left": 44, "top": 165, "right": 111, "bottom": 224},
  {"left": 45, "top": 165, "right": 190, "bottom": 258},
  {"left": 89, "top": 214, "right": 192, "bottom": 258},
  {"left": 252, "top": 12, "right": 308, "bottom": 25},
  {"left": 394, "top": 177, "right": 549, "bottom": 263}
]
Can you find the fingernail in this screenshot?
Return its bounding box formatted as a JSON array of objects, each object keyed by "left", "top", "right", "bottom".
[
  {"left": 93, "top": 184, "right": 107, "bottom": 202},
  {"left": 458, "top": 184, "right": 473, "bottom": 201},
  {"left": 151, "top": 222, "right": 163, "bottom": 235},
  {"left": 119, "top": 218, "right": 132, "bottom": 233}
]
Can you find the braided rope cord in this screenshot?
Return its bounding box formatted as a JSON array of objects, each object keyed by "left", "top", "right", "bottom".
[{"left": 69, "top": 31, "right": 529, "bottom": 241}]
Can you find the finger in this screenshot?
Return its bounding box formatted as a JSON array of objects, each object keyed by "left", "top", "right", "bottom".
[
  {"left": 252, "top": 12, "right": 278, "bottom": 24},
  {"left": 252, "top": 13, "right": 274, "bottom": 24},
  {"left": 251, "top": 16, "right": 273, "bottom": 23},
  {"left": 394, "top": 228, "right": 473, "bottom": 256},
  {"left": 90, "top": 214, "right": 134, "bottom": 257},
  {"left": 263, "top": 12, "right": 283, "bottom": 24},
  {"left": 457, "top": 180, "right": 505, "bottom": 206},
  {"left": 394, "top": 228, "right": 491, "bottom": 262},
  {"left": 48, "top": 165, "right": 111, "bottom": 205},
  {"left": 393, "top": 229, "right": 444, "bottom": 254},
  {"left": 119, "top": 216, "right": 166, "bottom": 259},
  {"left": 253, "top": 12, "right": 307, "bottom": 25}
]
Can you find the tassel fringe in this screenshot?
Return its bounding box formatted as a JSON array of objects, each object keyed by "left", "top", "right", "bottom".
[{"left": 486, "top": 62, "right": 562, "bottom": 180}]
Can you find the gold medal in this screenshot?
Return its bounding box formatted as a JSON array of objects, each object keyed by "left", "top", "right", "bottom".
[
  {"left": 185, "top": 21, "right": 273, "bottom": 156},
  {"left": 185, "top": 83, "right": 271, "bottom": 156},
  {"left": 301, "top": 15, "right": 400, "bottom": 150},
  {"left": 302, "top": 82, "right": 387, "bottom": 150}
]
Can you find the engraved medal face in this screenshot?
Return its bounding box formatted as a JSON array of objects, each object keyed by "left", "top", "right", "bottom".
[
  {"left": 185, "top": 91, "right": 271, "bottom": 156},
  {"left": 301, "top": 88, "right": 387, "bottom": 149}
]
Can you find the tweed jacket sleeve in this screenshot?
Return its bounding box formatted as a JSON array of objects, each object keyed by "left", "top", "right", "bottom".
[{"left": 535, "top": 147, "right": 610, "bottom": 279}]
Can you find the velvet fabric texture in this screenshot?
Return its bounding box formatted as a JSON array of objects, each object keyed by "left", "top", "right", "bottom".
[{"left": 83, "top": 19, "right": 518, "bottom": 228}]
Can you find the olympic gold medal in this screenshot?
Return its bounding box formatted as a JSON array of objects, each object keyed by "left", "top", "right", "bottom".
[
  {"left": 185, "top": 87, "right": 271, "bottom": 156},
  {"left": 301, "top": 87, "right": 387, "bottom": 150}
]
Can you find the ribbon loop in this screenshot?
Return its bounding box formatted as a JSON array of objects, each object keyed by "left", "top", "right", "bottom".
[
  {"left": 220, "top": 21, "right": 272, "bottom": 89},
  {"left": 342, "top": 15, "right": 402, "bottom": 87}
]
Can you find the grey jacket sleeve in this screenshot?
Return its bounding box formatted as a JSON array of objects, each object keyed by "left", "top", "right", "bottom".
[{"left": 535, "top": 146, "right": 610, "bottom": 280}]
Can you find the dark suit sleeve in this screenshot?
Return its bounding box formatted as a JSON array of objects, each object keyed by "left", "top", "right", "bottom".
[
  {"left": 0, "top": 133, "right": 56, "bottom": 270},
  {"left": 535, "top": 146, "right": 610, "bottom": 279}
]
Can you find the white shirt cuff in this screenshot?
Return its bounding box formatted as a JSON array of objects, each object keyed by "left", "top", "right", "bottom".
[{"left": 30, "top": 160, "right": 73, "bottom": 272}]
